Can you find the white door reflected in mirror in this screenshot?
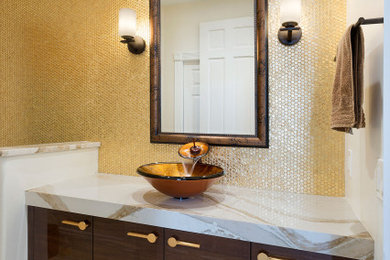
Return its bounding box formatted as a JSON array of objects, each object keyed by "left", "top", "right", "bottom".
[{"left": 161, "top": 0, "right": 255, "bottom": 135}]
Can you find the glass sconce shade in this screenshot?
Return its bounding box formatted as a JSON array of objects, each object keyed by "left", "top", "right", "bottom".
[
  {"left": 278, "top": 0, "right": 302, "bottom": 45},
  {"left": 118, "top": 8, "right": 145, "bottom": 54},
  {"left": 280, "top": 0, "right": 301, "bottom": 24},
  {"left": 119, "top": 8, "right": 137, "bottom": 37}
]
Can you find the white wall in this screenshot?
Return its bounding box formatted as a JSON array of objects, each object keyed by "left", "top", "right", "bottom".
[
  {"left": 160, "top": 0, "right": 253, "bottom": 131},
  {"left": 345, "top": 0, "right": 384, "bottom": 259},
  {"left": 0, "top": 148, "right": 99, "bottom": 260},
  {"left": 383, "top": 1, "right": 390, "bottom": 259}
]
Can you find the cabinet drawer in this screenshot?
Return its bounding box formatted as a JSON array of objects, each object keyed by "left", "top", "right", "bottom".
[
  {"left": 94, "top": 217, "right": 164, "bottom": 260},
  {"left": 251, "top": 242, "right": 356, "bottom": 260},
  {"left": 29, "top": 207, "right": 92, "bottom": 260},
  {"left": 165, "top": 229, "right": 250, "bottom": 260}
]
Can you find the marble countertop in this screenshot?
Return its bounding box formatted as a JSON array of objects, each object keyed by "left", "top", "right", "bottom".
[
  {"left": 0, "top": 141, "right": 100, "bottom": 157},
  {"left": 26, "top": 174, "right": 373, "bottom": 259}
]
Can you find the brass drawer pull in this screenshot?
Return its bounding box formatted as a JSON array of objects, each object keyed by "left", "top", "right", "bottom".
[
  {"left": 257, "top": 252, "right": 283, "bottom": 260},
  {"left": 61, "top": 220, "right": 89, "bottom": 231},
  {"left": 167, "top": 237, "right": 200, "bottom": 249},
  {"left": 127, "top": 232, "right": 158, "bottom": 244}
]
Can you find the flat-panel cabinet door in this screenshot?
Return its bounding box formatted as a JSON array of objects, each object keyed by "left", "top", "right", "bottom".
[
  {"left": 165, "top": 229, "right": 250, "bottom": 260},
  {"left": 29, "top": 207, "right": 93, "bottom": 260},
  {"left": 93, "top": 217, "right": 164, "bottom": 260},
  {"left": 251, "top": 242, "right": 356, "bottom": 260}
]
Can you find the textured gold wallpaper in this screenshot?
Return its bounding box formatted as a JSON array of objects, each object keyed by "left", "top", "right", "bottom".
[{"left": 0, "top": 0, "right": 346, "bottom": 196}]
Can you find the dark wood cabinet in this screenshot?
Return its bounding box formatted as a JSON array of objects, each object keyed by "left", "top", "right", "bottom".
[
  {"left": 94, "top": 217, "right": 163, "bottom": 260},
  {"left": 251, "top": 242, "right": 355, "bottom": 260},
  {"left": 165, "top": 229, "right": 250, "bottom": 260},
  {"left": 28, "top": 207, "right": 358, "bottom": 260},
  {"left": 28, "top": 207, "right": 93, "bottom": 260}
]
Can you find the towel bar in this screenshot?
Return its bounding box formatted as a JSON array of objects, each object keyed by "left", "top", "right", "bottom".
[
  {"left": 355, "top": 17, "right": 384, "bottom": 27},
  {"left": 333, "top": 17, "right": 384, "bottom": 62}
]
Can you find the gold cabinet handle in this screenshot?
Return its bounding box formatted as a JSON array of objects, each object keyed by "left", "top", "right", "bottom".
[
  {"left": 257, "top": 252, "right": 283, "bottom": 260},
  {"left": 167, "top": 237, "right": 200, "bottom": 249},
  {"left": 61, "top": 220, "right": 89, "bottom": 231},
  {"left": 127, "top": 232, "right": 158, "bottom": 244}
]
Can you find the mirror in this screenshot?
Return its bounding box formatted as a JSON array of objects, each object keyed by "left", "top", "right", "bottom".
[{"left": 150, "top": 0, "right": 268, "bottom": 147}]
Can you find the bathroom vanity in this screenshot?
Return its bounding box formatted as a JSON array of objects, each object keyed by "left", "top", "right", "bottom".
[
  {"left": 28, "top": 207, "right": 357, "bottom": 260},
  {"left": 0, "top": 142, "right": 374, "bottom": 260},
  {"left": 25, "top": 173, "right": 374, "bottom": 260}
]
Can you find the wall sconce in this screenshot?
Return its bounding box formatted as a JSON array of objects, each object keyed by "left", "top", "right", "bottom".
[
  {"left": 119, "top": 8, "right": 146, "bottom": 54},
  {"left": 278, "top": 0, "right": 302, "bottom": 45}
]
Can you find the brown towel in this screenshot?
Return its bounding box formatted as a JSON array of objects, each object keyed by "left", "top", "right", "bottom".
[{"left": 331, "top": 24, "right": 365, "bottom": 133}]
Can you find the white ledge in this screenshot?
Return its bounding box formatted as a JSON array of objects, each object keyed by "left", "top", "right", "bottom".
[
  {"left": 25, "top": 173, "right": 374, "bottom": 260},
  {"left": 0, "top": 141, "right": 101, "bottom": 157}
]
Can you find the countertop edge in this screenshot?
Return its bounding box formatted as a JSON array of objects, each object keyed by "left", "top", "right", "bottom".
[{"left": 0, "top": 141, "right": 101, "bottom": 157}]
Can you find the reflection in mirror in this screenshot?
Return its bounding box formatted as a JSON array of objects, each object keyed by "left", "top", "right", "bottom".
[{"left": 160, "top": 0, "right": 255, "bottom": 135}]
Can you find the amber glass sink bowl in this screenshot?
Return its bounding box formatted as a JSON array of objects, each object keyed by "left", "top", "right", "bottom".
[{"left": 136, "top": 162, "right": 224, "bottom": 199}]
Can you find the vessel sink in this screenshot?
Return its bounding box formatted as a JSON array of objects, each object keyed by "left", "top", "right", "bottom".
[{"left": 136, "top": 162, "right": 224, "bottom": 199}]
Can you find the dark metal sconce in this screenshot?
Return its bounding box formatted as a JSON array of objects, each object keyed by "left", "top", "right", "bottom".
[
  {"left": 119, "top": 8, "right": 146, "bottom": 55},
  {"left": 278, "top": 22, "right": 302, "bottom": 45},
  {"left": 279, "top": 0, "right": 302, "bottom": 46},
  {"left": 120, "top": 36, "right": 146, "bottom": 55}
]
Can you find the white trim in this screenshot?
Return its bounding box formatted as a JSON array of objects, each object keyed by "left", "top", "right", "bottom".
[
  {"left": 174, "top": 51, "right": 199, "bottom": 132},
  {"left": 383, "top": 2, "right": 390, "bottom": 259},
  {"left": 174, "top": 52, "right": 200, "bottom": 62}
]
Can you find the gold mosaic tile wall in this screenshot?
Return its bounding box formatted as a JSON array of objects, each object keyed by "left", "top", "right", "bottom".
[
  {"left": 0, "top": 0, "right": 346, "bottom": 196},
  {"left": 0, "top": 1, "right": 35, "bottom": 146}
]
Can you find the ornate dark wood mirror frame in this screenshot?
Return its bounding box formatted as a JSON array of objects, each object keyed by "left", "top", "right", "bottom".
[{"left": 150, "top": 0, "right": 268, "bottom": 147}]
